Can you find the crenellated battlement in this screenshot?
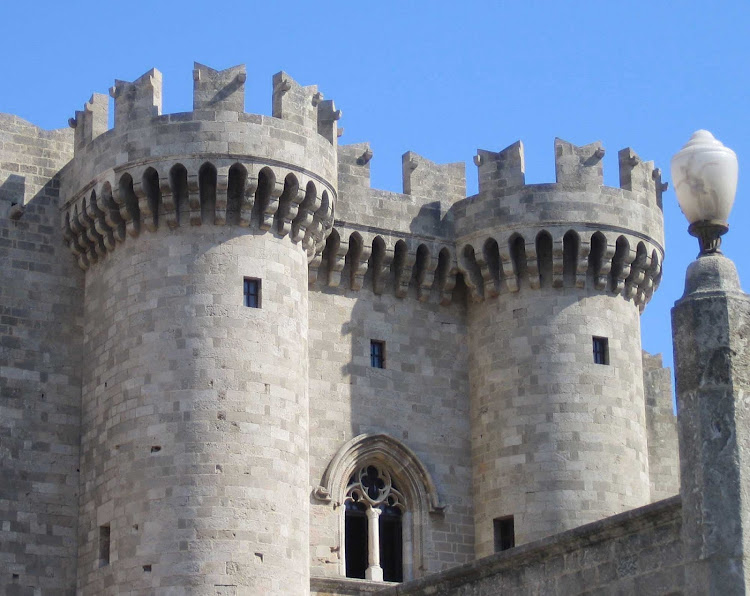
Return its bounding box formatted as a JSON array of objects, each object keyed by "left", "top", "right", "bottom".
[
  {"left": 323, "top": 137, "right": 664, "bottom": 310},
  {"left": 67, "top": 63, "right": 340, "bottom": 157},
  {"left": 58, "top": 65, "right": 664, "bottom": 312},
  {"left": 110, "top": 68, "right": 163, "bottom": 129},
  {"left": 60, "top": 64, "right": 340, "bottom": 271},
  {"left": 193, "top": 62, "right": 246, "bottom": 112}
]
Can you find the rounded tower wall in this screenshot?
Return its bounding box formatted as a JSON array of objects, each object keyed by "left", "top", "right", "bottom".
[
  {"left": 79, "top": 227, "right": 309, "bottom": 594},
  {"left": 469, "top": 287, "right": 650, "bottom": 553},
  {"left": 60, "top": 65, "right": 336, "bottom": 595},
  {"left": 461, "top": 139, "right": 665, "bottom": 556},
  {"left": 61, "top": 110, "right": 337, "bottom": 202}
]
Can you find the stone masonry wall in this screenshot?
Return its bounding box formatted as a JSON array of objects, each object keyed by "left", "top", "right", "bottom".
[
  {"left": 469, "top": 287, "right": 652, "bottom": 555},
  {"left": 642, "top": 352, "right": 680, "bottom": 501},
  {"left": 0, "top": 115, "right": 81, "bottom": 596},
  {"left": 77, "top": 227, "right": 310, "bottom": 595},
  {"left": 308, "top": 280, "right": 474, "bottom": 580},
  {"left": 378, "top": 496, "right": 684, "bottom": 596}
]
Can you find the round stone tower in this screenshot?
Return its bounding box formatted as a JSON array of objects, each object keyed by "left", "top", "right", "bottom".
[
  {"left": 60, "top": 64, "right": 337, "bottom": 595},
  {"left": 458, "top": 139, "right": 666, "bottom": 556}
]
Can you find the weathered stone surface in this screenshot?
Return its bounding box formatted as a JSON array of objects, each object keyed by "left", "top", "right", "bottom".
[
  {"left": 643, "top": 351, "right": 680, "bottom": 501},
  {"left": 375, "top": 497, "right": 684, "bottom": 596},
  {"left": 0, "top": 114, "right": 80, "bottom": 596},
  {"left": 0, "top": 65, "right": 683, "bottom": 595},
  {"left": 673, "top": 253, "right": 750, "bottom": 594}
]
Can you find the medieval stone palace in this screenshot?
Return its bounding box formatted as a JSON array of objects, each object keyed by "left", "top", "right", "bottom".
[{"left": 8, "top": 62, "right": 744, "bottom": 596}]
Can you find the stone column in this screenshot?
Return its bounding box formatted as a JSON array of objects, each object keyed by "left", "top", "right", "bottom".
[
  {"left": 672, "top": 253, "right": 750, "bottom": 594},
  {"left": 365, "top": 507, "right": 383, "bottom": 581}
]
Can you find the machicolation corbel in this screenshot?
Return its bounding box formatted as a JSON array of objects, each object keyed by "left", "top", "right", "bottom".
[{"left": 357, "top": 148, "right": 373, "bottom": 165}]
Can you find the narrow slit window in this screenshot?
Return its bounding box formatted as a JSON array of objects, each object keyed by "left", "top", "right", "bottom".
[
  {"left": 370, "top": 340, "right": 385, "bottom": 369},
  {"left": 493, "top": 516, "right": 514, "bottom": 552},
  {"left": 243, "top": 278, "right": 261, "bottom": 308},
  {"left": 99, "top": 524, "right": 111, "bottom": 567},
  {"left": 593, "top": 336, "right": 609, "bottom": 365}
]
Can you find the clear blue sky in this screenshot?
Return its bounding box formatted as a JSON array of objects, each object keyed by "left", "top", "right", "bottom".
[{"left": 2, "top": 1, "right": 747, "bottom": 380}]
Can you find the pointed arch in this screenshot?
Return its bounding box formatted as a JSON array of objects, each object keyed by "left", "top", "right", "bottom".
[
  {"left": 199, "top": 162, "right": 217, "bottom": 225},
  {"left": 535, "top": 230, "right": 553, "bottom": 288},
  {"left": 562, "top": 230, "right": 580, "bottom": 287},
  {"left": 169, "top": 164, "right": 189, "bottom": 227},
  {"left": 142, "top": 166, "right": 161, "bottom": 230},
  {"left": 315, "top": 433, "right": 443, "bottom": 512},
  {"left": 226, "top": 162, "right": 247, "bottom": 226},
  {"left": 314, "top": 433, "right": 444, "bottom": 582},
  {"left": 509, "top": 233, "right": 526, "bottom": 289}
]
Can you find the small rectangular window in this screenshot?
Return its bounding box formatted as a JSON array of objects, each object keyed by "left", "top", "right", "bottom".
[
  {"left": 99, "top": 524, "right": 111, "bottom": 567},
  {"left": 370, "top": 340, "right": 385, "bottom": 369},
  {"left": 243, "top": 278, "right": 261, "bottom": 308},
  {"left": 593, "top": 336, "right": 609, "bottom": 365},
  {"left": 493, "top": 516, "right": 514, "bottom": 552}
]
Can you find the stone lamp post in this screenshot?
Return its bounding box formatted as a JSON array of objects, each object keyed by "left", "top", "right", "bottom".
[{"left": 671, "top": 130, "right": 750, "bottom": 594}]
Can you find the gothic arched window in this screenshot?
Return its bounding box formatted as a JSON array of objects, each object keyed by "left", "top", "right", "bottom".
[
  {"left": 344, "top": 464, "right": 404, "bottom": 582},
  {"left": 314, "top": 433, "right": 445, "bottom": 583}
]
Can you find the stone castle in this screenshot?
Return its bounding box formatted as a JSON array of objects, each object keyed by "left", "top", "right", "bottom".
[{"left": 2, "top": 62, "right": 698, "bottom": 595}]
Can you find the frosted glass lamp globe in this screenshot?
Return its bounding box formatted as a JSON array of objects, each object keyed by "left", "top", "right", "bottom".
[{"left": 671, "top": 130, "right": 738, "bottom": 254}]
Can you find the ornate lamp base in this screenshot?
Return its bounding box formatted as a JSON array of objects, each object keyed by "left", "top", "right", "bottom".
[{"left": 688, "top": 220, "right": 729, "bottom": 255}]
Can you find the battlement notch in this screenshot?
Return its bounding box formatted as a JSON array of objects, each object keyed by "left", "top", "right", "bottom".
[
  {"left": 402, "top": 151, "right": 465, "bottom": 205},
  {"left": 554, "top": 138, "right": 605, "bottom": 186},
  {"left": 475, "top": 141, "right": 525, "bottom": 193},
  {"left": 272, "top": 71, "right": 319, "bottom": 130},
  {"left": 110, "top": 68, "right": 163, "bottom": 128},
  {"left": 68, "top": 93, "right": 108, "bottom": 154},
  {"left": 193, "top": 62, "right": 246, "bottom": 113},
  {"left": 338, "top": 143, "right": 372, "bottom": 190}
]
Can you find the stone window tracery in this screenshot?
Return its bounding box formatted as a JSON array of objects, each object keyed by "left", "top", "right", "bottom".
[
  {"left": 314, "top": 433, "right": 445, "bottom": 584},
  {"left": 344, "top": 464, "right": 404, "bottom": 582}
]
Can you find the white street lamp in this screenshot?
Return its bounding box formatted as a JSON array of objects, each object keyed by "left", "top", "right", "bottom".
[{"left": 671, "top": 130, "right": 738, "bottom": 254}]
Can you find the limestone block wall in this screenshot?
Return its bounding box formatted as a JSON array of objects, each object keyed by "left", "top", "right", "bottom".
[
  {"left": 379, "top": 496, "right": 684, "bottom": 596},
  {"left": 77, "top": 227, "right": 310, "bottom": 595},
  {"left": 456, "top": 140, "right": 664, "bottom": 555},
  {"left": 58, "top": 64, "right": 338, "bottom": 596},
  {"left": 307, "top": 275, "right": 474, "bottom": 580},
  {"left": 642, "top": 352, "right": 679, "bottom": 501},
  {"left": 469, "top": 287, "right": 651, "bottom": 553},
  {"left": 0, "top": 115, "right": 81, "bottom": 596}
]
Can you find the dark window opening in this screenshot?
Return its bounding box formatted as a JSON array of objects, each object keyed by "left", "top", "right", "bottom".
[
  {"left": 345, "top": 501, "right": 368, "bottom": 579},
  {"left": 244, "top": 278, "right": 261, "bottom": 308},
  {"left": 380, "top": 505, "right": 403, "bottom": 582},
  {"left": 99, "top": 524, "right": 111, "bottom": 567},
  {"left": 371, "top": 340, "right": 385, "bottom": 369},
  {"left": 494, "top": 516, "right": 514, "bottom": 552},
  {"left": 593, "top": 336, "right": 609, "bottom": 365}
]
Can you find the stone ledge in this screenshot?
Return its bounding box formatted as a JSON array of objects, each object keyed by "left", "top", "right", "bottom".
[
  {"left": 377, "top": 495, "right": 682, "bottom": 594},
  {"left": 311, "top": 576, "right": 399, "bottom": 595}
]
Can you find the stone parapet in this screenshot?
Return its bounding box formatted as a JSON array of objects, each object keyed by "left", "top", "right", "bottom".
[
  {"left": 456, "top": 140, "right": 664, "bottom": 311},
  {"left": 60, "top": 65, "right": 338, "bottom": 270},
  {"left": 377, "top": 496, "right": 683, "bottom": 595}
]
